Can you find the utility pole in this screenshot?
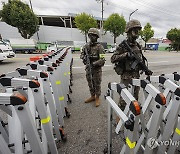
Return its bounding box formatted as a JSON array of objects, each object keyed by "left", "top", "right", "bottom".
[
  {"left": 96, "top": 0, "right": 104, "bottom": 42},
  {"left": 101, "top": 0, "right": 104, "bottom": 42},
  {"left": 29, "top": 0, "right": 40, "bottom": 41},
  {"left": 129, "top": 9, "right": 138, "bottom": 21}
]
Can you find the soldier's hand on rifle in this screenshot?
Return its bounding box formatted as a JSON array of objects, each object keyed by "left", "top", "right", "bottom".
[
  {"left": 145, "top": 70, "right": 153, "bottom": 76},
  {"left": 90, "top": 55, "right": 99, "bottom": 60},
  {"left": 126, "top": 52, "right": 134, "bottom": 60},
  {"left": 82, "top": 57, "right": 87, "bottom": 65}
]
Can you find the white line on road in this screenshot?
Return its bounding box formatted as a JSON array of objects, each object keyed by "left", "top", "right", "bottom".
[
  {"left": 149, "top": 61, "right": 168, "bottom": 64},
  {"left": 72, "top": 66, "right": 84, "bottom": 69},
  {"left": 72, "top": 61, "right": 169, "bottom": 69}
]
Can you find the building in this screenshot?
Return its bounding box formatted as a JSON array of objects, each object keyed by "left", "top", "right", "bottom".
[
  {"left": 146, "top": 38, "right": 159, "bottom": 50},
  {"left": 0, "top": 14, "right": 126, "bottom": 45}
]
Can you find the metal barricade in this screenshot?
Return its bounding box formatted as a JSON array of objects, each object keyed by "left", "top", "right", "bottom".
[{"left": 0, "top": 47, "right": 73, "bottom": 154}]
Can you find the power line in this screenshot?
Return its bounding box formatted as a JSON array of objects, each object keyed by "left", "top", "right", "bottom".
[
  {"left": 135, "top": 0, "right": 180, "bottom": 16},
  {"left": 128, "top": 0, "right": 180, "bottom": 18}
]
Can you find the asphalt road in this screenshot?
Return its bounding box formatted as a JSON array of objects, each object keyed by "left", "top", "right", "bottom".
[{"left": 0, "top": 51, "right": 180, "bottom": 154}]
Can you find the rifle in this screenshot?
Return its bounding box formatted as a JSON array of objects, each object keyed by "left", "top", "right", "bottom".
[
  {"left": 122, "top": 40, "right": 153, "bottom": 75},
  {"left": 84, "top": 47, "right": 94, "bottom": 89}
]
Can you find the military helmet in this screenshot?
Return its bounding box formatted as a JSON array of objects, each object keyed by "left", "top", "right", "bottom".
[
  {"left": 88, "top": 28, "right": 100, "bottom": 38},
  {"left": 125, "top": 19, "right": 142, "bottom": 33}
]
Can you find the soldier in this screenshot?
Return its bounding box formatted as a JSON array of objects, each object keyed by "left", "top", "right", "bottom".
[
  {"left": 111, "top": 19, "right": 152, "bottom": 111},
  {"left": 80, "top": 28, "right": 105, "bottom": 107}
]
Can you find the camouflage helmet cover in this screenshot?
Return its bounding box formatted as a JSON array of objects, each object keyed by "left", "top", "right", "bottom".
[
  {"left": 88, "top": 28, "right": 100, "bottom": 38},
  {"left": 125, "top": 19, "right": 142, "bottom": 33}
]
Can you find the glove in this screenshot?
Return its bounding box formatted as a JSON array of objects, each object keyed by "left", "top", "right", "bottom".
[
  {"left": 82, "top": 57, "right": 87, "bottom": 65},
  {"left": 126, "top": 52, "right": 134, "bottom": 60},
  {"left": 92, "top": 59, "right": 105, "bottom": 67},
  {"left": 90, "top": 55, "right": 99, "bottom": 60},
  {"left": 145, "top": 70, "right": 153, "bottom": 76}
]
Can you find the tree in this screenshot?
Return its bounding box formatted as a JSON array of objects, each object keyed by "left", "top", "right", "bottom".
[
  {"left": 166, "top": 28, "right": 180, "bottom": 52},
  {"left": 0, "top": 0, "right": 39, "bottom": 39},
  {"left": 74, "top": 13, "right": 98, "bottom": 42},
  {"left": 103, "top": 13, "right": 126, "bottom": 44},
  {"left": 140, "top": 23, "right": 154, "bottom": 50}
]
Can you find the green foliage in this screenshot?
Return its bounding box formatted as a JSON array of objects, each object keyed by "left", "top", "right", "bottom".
[
  {"left": 0, "top": 0, "right": 39, "bottom": 39},
  {"left": 103, "top": 13, "right": 126, "bottom": 43},
  {"left": 166, "top": 28, "right": 180, "bottom": 51},
  {"left": 140, "top": 23, "right": 154, "bottom": 43},
  {"left": 75, "top": 13, "right": 97, "bottom": 42}
]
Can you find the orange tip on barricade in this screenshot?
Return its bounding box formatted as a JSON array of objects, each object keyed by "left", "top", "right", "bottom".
[
  {"left": 30, "top": 56, "right": 42, "bottom": 62},
  {"left": 43, "top": 54, "right": 49, "bottom": 57}
]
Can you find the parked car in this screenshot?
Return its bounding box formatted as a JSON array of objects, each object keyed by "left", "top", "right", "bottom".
[
  {"left": 100, "top": 42, "right": 108, "bottom": 53},
  {"left": 0, "top": 40, "right": 15, "bottom": 58},
  {"left": 46, "top": 43, "right": 58, "bottom": 53},
  {"left": 109, "top": 45, "right": 116, "bottom": 53},
  {"left": 0, "top": 51, "right": 7, "bottom": 62}
]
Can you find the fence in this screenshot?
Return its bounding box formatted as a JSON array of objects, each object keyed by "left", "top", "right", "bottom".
[
  {"left": 105, "top": 73, "right": 180, "bottom": 154},
  {"left": 0, "top": 47, "right": 73, "bottom": 154}
]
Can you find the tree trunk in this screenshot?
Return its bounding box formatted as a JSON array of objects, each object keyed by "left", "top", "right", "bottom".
[
  {"left": 114, "top": 36, "right": 116, "bottom": 44},
  {"left": 144, "top": 42, "right": 147, "bottom": 52},
  {"left": 177, "top": 43, "right": 180, "bottom": 52},
  {"left": 85, "top": 33, "right": 88, "bottom": 43},
  {"left": 19, "top": 29, "right": 28, "bottom": 39}
]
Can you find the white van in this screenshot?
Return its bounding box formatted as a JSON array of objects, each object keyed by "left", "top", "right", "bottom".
[
  {"left": 0, "top": 40, "right": 15, "bottom": 58},
  {"left": 46, "top": 43, "right": 58, "bottom": 53},
  {"left": 0, "top": 51, "right": 7, "bottom": 62}
]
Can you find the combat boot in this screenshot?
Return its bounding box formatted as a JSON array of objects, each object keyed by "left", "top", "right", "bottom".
[
  {"left": 85, "top": 95, "right": 95, "bottom": 103},
  {"left": 116, "top": 116, "right": 120, "bottom": 124},
  {"left": 95, "top": 96, "right": 101, "bottom": 107}
]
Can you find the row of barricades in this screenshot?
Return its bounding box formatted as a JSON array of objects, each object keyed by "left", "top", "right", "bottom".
[
  {"left": 0, "top": 47, "right": 73, "bottom": 154},
  {"left": 106, "top": 72, "right": 180, "bottom": 154}
]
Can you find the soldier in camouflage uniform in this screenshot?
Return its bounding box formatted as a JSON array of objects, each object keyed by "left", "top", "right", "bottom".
[
  {"left": 111, "top": 19, "right": 151, "bottom": 110},
  {"left": 80, "top": 28, "right": 105, "bottom": 107}
]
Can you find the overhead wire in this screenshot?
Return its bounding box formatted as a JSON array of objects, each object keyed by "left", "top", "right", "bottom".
[{"left": 127, "top": 0, "right": 180, "bottom": 18}]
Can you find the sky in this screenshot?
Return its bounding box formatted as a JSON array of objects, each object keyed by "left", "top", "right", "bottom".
[{"left": 0, "top": 0, "right": 180, "bottom": 38}]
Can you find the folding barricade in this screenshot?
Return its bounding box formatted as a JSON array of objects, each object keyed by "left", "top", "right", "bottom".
[
  {"left": 41, "top": 57, "right": 70, "bottom": 114},
  {"left": 44, "top": 48, "right": 73, "bottom": 103},
  {"left": 107, "top": 79, "right": 167, "bottom": 154},
  {"left": 4, "top": 68, "right": 66, "bottom": 143},
  {"left": 37, "top": 47, "right": 72, "bottom": 117},
  {"left": 0, "top": 92, "right": 46, "bottom": 154},
  {"left": 146, "top": 75, "right": 180, "bottom": 154},
  {"left": 0, "top": 47, "right": 73, "bottom": 153},
  {"left": 162, "top": 72, "right": 180, "bottom": 88},
  {"left": 128, "top": 79, "right": 167, "bottom": 154},
  {"left": 105, "top": 82, "right": 141, "bottom": 154},
  {"left": 0, "top": 78, "right": 58, "bottom": 154},
  {"left": 28, "top": 58, "right": 70, "bottom": 121}
]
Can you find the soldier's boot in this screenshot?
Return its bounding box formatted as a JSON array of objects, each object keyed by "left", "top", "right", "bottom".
[
  {"left": 116, "top": 116, "right": 120, "bottom": 124},
  {"left": 95, "top": 96, "right": 101, "bottom": 107},
  {"left": 85, "top": 95, "right": 95, "bottom": 103}
]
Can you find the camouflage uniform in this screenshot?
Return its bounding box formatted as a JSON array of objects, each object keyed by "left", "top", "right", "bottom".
[
  {"left": 111, "top": 19, "right": 144, "bottom": 110},
  {"left": 81, "top": 42, "right": 105, "bottom": 97}
]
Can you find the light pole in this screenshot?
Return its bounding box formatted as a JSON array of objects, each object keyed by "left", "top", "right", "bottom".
[
  {"left": 29, "top": 0, "right": 40, "bottom": 41},
  {"left": 29, "top": 0, "right": 33, "bottom": 10},
  {"left": 129, "top": 9, "right": 138, "bottom": 21},
  {"left": 96, "top": 0, "right": 104, "bottom": 42}
]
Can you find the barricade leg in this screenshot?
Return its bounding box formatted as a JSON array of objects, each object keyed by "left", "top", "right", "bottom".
[
  {"left": 0, "top": 133, "right": 12, "bottom": 154},
  {"left": 157, "top": 94, "right": 180, "bottom": 153},
  {"left": 167, "top": 119, "right": 180, "bottom": 153},
  {"left": 30, "top": 87, "right": 58, "bottom": 154},
  {"left": 0, "top": 117, "right": 8, "bottom": 144},
  {"left": 106, "top": 83, "right": 141, "bottom": 154},
  {"left": 0, "top": 92, "right": 45, "bottom": 154},
  {"left": 40, "top": 78, "right": 66, "bottom": 141}
]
